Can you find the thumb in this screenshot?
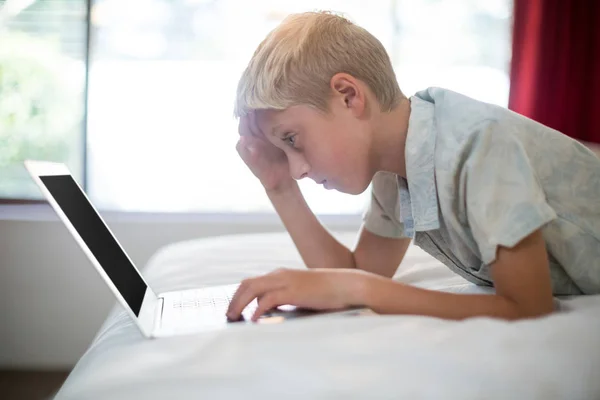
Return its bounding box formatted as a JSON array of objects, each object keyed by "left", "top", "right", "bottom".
[
  {"left": 240, "top": 135, "right": 261, "bottom": 154},
  {"left": 236, "top": 137, "right": 257, "bottom": 162}
]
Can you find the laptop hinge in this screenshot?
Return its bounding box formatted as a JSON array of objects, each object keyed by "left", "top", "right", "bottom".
[{"left": 153, "top": 297, "right": 165, "bottom": 334}]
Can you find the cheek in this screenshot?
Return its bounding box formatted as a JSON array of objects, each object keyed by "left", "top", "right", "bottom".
[
  {"left": 337, "top": 135, "right": 367, "bottom": 164},
  {"left": 335, "top": 138, "right": 372, "bottom": 188},
  {"left": 324, "top": 143, "right": 365, "bottom": 179},
  {"left": 307, "top": 122, "right": 367, "bottom": 176},
  {"left": 315, "top": 140, "right": 350, "bottom": 168}
]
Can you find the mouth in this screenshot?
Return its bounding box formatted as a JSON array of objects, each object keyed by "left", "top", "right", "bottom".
[{"left": 320, "top": 179, "right": 331, "bottom": 190}]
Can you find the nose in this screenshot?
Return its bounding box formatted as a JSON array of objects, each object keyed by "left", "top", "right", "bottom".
[{"left": 287, "top": 153, "right": 309, "bottom": 180}]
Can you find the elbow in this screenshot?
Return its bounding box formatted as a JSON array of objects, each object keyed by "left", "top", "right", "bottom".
[
  {"left": 503, "top": 297, "right": 555, "bottom": 321},
  {"left": 349, "top": 251, "right": 360, "bottom": 270},
  {"left": 512, "top": 308, "right": 553, "bottom": 321},
  {"left": 521, "top": 303, "right": 555, "bottom": 320}
]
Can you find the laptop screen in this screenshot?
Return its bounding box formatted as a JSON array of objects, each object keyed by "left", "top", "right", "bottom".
[{"left": 40, "top": 175, "right": 147, "bottom": 316}]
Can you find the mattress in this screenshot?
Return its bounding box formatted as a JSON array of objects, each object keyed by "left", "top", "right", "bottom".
[{"left": 54, "top": 231, "right": 600, "bottom": 399}]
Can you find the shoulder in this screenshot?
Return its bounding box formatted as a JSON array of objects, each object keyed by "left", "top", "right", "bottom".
[
  {"left": 414, "top": 87, "right": 506, "bottom": 118},
  {"left": 411, "top": 88, "right": 511, "bottom": 160}
]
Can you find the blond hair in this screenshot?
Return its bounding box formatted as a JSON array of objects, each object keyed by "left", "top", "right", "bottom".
[{"left": 234, "top": 11, "right": 402, "bottom": 117}]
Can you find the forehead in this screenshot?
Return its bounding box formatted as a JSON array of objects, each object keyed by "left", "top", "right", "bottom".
[
  {"left": 256, "top": 107, "right": 299, "bottom": 126},
  {"left": 256, "top": 106, "right": 321, "bottom": 135}
]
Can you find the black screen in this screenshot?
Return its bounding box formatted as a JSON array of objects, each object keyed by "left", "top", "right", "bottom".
[{"left": 40, "top": 175, "right": 147, "bottom": 316}]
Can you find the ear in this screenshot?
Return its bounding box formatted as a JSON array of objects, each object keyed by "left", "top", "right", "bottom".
[{"left": 330, "top": 73, "right": 365, "bottom": 116}]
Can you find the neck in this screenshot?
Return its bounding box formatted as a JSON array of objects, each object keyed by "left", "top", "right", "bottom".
[{"left": 370, "top": 97, "right": 411, "bottom": 178}]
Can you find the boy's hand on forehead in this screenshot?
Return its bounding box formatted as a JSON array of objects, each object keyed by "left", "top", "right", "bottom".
[
  {"left": 236, "top": 112, "right": 295, "bottom": 192},
  {"left": 238, "top": 111, "right": 264, "bottom": 139}
]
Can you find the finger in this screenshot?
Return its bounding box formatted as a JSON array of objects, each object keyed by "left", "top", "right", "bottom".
[
  {"left": 226, "top": 279, "right": 258, "bottom": 320},
  {"left": 236, "top": 137, "right": 250, "bottom": 158},
  {"left": 226, "top": 275, "right": 284, "bottom": 320},
  {"left": 236, "top": 137, "right": 260, "bottom": 164},
  {"left": 249, "top": 111, "right": 265, "bottom": 139},
  {"left": 252, "top": 290, "right": 288, "bottom": 322},
  {"left": 238, "top": 113, "right": 253, "bottom": 137}
]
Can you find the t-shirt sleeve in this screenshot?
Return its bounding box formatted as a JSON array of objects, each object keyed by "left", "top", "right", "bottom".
[
  {"left": 362, "top": 172, "right": 407, "bottom": 238},
  {"left": 462, "top": 128, "right": 557, "bottom": 265}
]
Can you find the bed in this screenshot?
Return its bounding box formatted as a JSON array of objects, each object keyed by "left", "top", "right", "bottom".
[{"left": 54, "top": 231, "right": 600, "bottom": 399}]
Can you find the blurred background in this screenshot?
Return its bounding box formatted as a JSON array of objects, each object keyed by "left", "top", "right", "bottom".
[
  {"left": 1, "top": 0, "right": 513, "bottom": 212},
  {"left": 0, "top": 0, "right": 599, "bottom": 398}
]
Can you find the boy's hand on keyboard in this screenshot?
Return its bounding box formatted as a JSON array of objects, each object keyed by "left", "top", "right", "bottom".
[{"left": 226, "top": 268, "right": 371, "bottom": 322}]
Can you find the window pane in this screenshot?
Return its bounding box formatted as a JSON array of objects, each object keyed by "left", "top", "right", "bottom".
[
  {"left": 393, "top": 0, "right": 512, "bottom": 106},
  {"left": 0, "top": 0, "right": 87, "bottom": 200},
  {"left": 87, "top": 0, "right": 511, "bottom": 214}
]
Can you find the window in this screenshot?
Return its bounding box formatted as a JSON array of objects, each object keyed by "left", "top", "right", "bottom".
[
  {"left": 2, "top": 0, "right": 513, "bottom": 214},
  {"left": 0, "top": 0, "right": 88, "bottom": 200}
]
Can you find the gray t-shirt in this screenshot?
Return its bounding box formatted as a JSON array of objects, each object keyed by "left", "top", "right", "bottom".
[{"left": 363, "top": 87, "right": 600, "bottom": 295}]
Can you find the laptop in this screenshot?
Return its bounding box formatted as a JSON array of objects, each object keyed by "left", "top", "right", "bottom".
[{"left": 24, "top": 160, "right": 365, "bottom": 338}]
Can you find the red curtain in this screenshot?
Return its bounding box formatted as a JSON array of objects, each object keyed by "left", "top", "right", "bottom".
[{"left": 509, "top": 0, "right": 600, "bottom": 144}]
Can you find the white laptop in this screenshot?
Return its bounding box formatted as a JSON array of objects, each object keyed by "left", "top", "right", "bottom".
[{"left": 25, "top": 160, "right": 363, "bottom": 338}]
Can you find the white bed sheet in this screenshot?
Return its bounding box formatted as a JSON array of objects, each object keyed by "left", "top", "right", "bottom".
[{"left": 55, "top": 231, "right": 600, "bottom": 399}]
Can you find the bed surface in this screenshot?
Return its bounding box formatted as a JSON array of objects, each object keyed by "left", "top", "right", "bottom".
[{"left": 55, "top": 231, "right": 600, "bottom": 399}]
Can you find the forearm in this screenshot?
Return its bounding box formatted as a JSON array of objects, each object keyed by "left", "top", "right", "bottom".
[
  {"left": 358, "top": 275, "right": 553, "bottom": 320},
  {"left": 267, "top": 181, "right": 356, "bottom": 270}
]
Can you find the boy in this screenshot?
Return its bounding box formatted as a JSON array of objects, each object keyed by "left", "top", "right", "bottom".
[{"left": 226, "top": 11, "right": 600, "bottom": 322}]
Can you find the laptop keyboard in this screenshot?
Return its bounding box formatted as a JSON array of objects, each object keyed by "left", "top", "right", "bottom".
[
  {"left": 170, "top": 285, "right": 257, "bottom": 320},
  {"left": 172, "top": 291, "right": 232, "bottom": 312}
]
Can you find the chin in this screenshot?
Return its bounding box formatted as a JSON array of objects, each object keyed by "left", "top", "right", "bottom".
[{"left": 337, "top": 180, "right": 371, "bottom": 195}]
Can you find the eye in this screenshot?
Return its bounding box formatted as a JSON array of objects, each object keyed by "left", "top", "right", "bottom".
[{"left": 282, "top": 133, "right": 297, "bottom": 148}]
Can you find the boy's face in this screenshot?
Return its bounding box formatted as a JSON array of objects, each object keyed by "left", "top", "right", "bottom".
[{"left": 255, "top": 100, "right": 374, "bottom": 195}]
